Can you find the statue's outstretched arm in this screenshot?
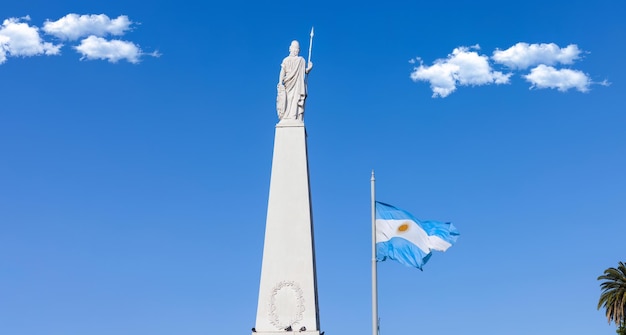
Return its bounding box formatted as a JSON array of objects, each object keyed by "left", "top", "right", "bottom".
[{"left": 306, "top": 61, "right": 313, "bottom": 74}]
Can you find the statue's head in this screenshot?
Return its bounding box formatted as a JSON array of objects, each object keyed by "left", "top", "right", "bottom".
[{"left": 289, "top": 40, "right": 300, "bottom": 56}]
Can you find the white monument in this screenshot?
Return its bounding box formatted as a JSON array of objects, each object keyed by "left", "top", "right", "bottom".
[
  {"left": 253, "top": 30, "right": 321, "bottom": 335},
  {"left": 276, "top": 37, "right": 313, "bottom": 121}
]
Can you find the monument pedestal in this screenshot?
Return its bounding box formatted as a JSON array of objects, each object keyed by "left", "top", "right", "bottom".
[{"left": 254, "top": 119, "right": 320, "bottom": 335}]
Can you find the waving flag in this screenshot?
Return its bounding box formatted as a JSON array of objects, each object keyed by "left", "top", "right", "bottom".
[{"left": 375, "top": 201, "right": 459, "bottom": 270}]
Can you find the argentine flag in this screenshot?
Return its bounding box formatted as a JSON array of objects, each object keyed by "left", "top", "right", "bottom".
[{"left": 376, "top": 201, "right": 459, "bottom": 270}]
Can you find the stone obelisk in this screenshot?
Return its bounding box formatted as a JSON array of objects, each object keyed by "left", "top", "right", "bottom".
[{"left": 253, "top": 37, "right": 320, "bottom": 335}]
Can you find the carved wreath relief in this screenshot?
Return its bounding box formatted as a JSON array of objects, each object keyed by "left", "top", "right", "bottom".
[{"left": 268, "top": 281, "right": 305, "bottom": 330}]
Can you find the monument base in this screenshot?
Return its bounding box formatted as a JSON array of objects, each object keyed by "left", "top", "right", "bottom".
[{"left": 254, "top": 120, "right": 320, "bottom": 334}]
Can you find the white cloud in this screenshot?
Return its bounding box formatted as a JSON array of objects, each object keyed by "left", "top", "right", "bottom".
[
  {"left": 74, "top": 35, "right": 141, "bottom": 63},
  {"left": 492, "top": 43, "right": 581, "bottom": 69},
  {"left": 410, "top": 46, "right": 512, "bottom": 98},
  {"left": 0, "top": 17, "right": 61, "bottom": 64},
  {"left": 43, "top": 14, "right": 132, "bottom": 41},
  {"left": 524, "top": 64, "right": 590, "bottom": 92}
]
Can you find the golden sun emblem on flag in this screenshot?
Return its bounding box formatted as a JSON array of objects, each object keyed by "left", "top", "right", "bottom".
[{"left": 397, "top": 221, "right": 410, "bottom": 233}]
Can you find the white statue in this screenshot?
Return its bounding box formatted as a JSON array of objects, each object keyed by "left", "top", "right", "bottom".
[{"left": 277, "top": 39, "right": 313, "bottom": 121}]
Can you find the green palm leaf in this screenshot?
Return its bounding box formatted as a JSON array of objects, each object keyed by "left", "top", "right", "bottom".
[{"left": 598, "top": 261, "right": 626, "bottom": 328}]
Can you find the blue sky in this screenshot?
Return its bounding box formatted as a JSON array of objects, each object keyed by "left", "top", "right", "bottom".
[{"left": 1, "top": 0, "right": 624, "bottom": 335}]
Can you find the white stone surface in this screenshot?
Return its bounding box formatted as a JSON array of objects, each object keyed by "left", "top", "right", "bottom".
[
  {"left": 254, "top": 120, "right": 320, "bottom": 335},
  {"left": 276, "top": 40, "right": 313, "bottom": 121}
]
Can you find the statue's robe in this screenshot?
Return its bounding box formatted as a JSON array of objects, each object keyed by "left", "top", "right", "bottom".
[{"left": 278, "top": 55, "right": 306, "bottom": 120}]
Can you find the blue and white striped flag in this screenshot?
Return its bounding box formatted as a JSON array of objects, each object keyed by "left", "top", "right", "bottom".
[{"left": 376, "top": 201, "right": 459, "bottom": 270}]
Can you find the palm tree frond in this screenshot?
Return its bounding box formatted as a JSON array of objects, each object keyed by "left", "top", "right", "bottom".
[{"left": 598, "top": 262, "right": 626, "bottom": 327}]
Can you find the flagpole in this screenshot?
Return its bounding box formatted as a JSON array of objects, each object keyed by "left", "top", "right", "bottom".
[{"left": 371, "top": 170, "right": 378, "bottom": 335}]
